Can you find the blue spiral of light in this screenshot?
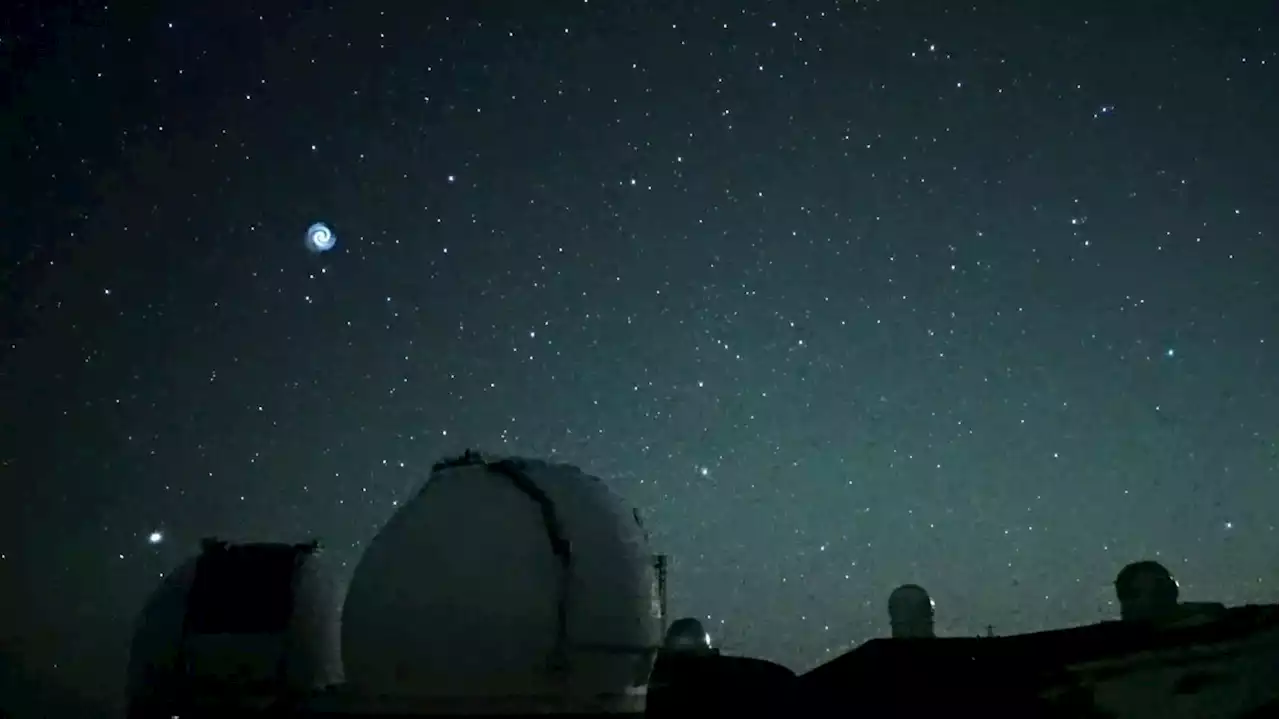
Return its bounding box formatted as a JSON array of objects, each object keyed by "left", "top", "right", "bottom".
[{"left": 305, "top": 222, "right": 336, "bottom": 253}]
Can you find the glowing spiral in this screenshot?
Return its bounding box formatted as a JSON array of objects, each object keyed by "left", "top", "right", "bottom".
[{"left": 305, "top": 222, "right": 336, "bottom": 253}]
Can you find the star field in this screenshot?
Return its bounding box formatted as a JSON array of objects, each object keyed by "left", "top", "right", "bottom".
[{"left": 0, "top": 1, "right": 1276, "bottom": 715}]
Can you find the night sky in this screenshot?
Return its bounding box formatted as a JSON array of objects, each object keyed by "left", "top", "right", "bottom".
[{"left": 1, "top": 1, "right": 1276, "bottom": 714}]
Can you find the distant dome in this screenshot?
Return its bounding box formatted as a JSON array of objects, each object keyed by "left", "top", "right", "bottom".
[
  {"left": 887, "top": 584, "right": 935, "bottom": 639},
  {"left": 664, "top": 617, "right": 713, "bottom": 653},
  {"left": 126, "top": 539, "right": 343, "bottom": 716},
  {"left": 341, "top": 451, "right": 662, "bottom": 714},
  {"left": 1115, "top": 560, "right": 1180, "bottom": 622}
]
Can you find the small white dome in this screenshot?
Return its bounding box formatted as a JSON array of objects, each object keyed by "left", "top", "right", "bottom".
[
  {"left": 341, "top": 452, "right": 662, "bottom": 714},
  {"left": 126, "top": 540, "right": 344, "bottom": 714}
]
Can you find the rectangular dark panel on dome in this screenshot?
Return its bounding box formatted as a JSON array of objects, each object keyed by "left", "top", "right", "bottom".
[{"left": 184, "top": 545, "right": 299, "bottom": 634}]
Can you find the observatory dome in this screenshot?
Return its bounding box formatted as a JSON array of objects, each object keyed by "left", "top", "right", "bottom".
[
  {"left": 341, "top": 451, "right": 662, "bottom": 714},
  {"left": 664, "top": 617, "right": 714, "bottom": 654},
  {"left": 887, "top": 584, "right": 935, "bottom": 639},
  {"left": 126, "top": 539, "right": 343, "bottom": 716}
]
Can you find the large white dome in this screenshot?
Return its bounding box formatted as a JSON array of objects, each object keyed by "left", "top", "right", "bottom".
[
  {"left": 126, "top": 539, "right": 344, "bottom": 715},
  {"left": 341, "top": 451, "right": 662, "bottom": 714}
]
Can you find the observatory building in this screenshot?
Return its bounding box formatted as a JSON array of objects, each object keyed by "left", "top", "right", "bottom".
[
  {"left": 887, "top": 584, "right": 935, "bottom": 639},
  {"left": 647, "top": 615, "right": 796, "bottom": 716},
  {"left": 1115, "top": 560, "right": 1182, "bottom": 623},
  {"left": 125, "top": 538, "right": 344, "bottom": 718},
  {"left": 662, "top": 617, "right": 716, "bottom": 655},
  {"left": 802, "top": 561, "right": 1276, "bottom": 718},
  {"left": 336, "top": 450, "right": 665, "bottom": 715}
]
